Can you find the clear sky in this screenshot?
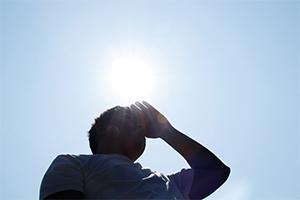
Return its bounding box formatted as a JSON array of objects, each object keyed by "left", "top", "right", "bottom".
[{"left": 1, "top": 0, "right": 299, "bottom": 199}]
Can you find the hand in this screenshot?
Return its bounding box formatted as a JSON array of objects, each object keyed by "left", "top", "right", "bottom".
[{"left": 130, "top": 101, "right": 174, "bottom": 138}]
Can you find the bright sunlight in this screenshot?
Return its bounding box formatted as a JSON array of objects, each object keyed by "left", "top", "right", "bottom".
[{"left": 108, "top": 54, "right": 157, "bottom": 103}]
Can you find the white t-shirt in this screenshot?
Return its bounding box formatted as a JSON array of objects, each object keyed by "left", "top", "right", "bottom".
[{"left": 40, "top": 154, "right": 194, "bottom": 199}]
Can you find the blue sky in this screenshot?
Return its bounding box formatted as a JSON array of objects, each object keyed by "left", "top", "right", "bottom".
[{"left": 1, "top": 0, "right": 299, "bottom": 199}]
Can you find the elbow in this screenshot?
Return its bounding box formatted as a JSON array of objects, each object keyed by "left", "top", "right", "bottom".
[
  {"left": 220, "top": 165, "right": 231, "bottom": 183},
  {"left": 214, "top": 164, "right": 231, "bottom": 187},
  {"left": 189, "top": 165, "right": 231, "bottom": 199},
  {"left": 213, "top": 166, "right": 231, "bottom": 198}
]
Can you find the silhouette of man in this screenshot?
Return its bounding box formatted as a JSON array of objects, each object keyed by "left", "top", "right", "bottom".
[{"left": 40, "top": 101, "right": 230, "bottom": 199}]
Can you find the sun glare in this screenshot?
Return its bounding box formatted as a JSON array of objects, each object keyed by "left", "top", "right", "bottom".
[{"left": 108, "top": 55, "right": 156, "bottom": 103}]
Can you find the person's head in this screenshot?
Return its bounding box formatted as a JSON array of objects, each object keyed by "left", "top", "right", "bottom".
[{"left": 88, "top": 106, "right": 146, "bottom": 161}]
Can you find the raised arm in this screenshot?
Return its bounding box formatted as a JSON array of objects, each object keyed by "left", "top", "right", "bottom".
[{"left": 132, "top": 101, "right": 230, "bottom": 199}]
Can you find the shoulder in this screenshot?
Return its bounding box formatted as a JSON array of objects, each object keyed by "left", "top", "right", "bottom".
[
  {"left": 168, "top": 168, "right": 194, "bottom": 182},
  {"left": 51, "top": 154, "right": 92, "bottom": 166},
  {"left": 40, "top": 154, "right": 88, "bottom": 199},
  {"left": 52, "top": 154, "right": 73, "bottom": 162},
  {"left": 167, "top": 168, "right": 194, "bottom": 198},
  {"left": 43, "top": 154, "right": 94, "bottom": 179},
  {"left": 53, "top": 154, "right": 83, "bottom": 161},
  {"left": 47, "top": 154, "right": 76, "bottom": 169}
]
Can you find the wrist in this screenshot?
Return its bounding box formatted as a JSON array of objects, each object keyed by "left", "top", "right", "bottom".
[{"left": 160, "top": 126, "right": 177, "bottom": 140}]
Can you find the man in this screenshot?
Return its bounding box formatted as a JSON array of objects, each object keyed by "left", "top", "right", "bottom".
[{"left": 40, "top": 101, "right": 230, "bottom": 199}]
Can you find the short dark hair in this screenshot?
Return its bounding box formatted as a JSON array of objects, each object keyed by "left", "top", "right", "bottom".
[{"left": 88, "top": 106, "right": 129, "bottom": 154}]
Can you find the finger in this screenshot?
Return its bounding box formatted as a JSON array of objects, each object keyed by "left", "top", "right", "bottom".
[
  {"left": 130, "top": 104, "right": 142, "bottom": 116},
  {"left": 130, "top": 104, "right": 145, "bottom": 127},
  {"left": 142, "top": 101, "right": 159, "bottom": 113},
  {"left": 130, "top": 103, "right": 141, "bottom": 111},
  {"left": 142, "top": 101, "right": 168, "bottom": 125},
  {"left": 135, "top": 101, "right": 147, "bottom": 112},
  {"left": 135, "top": 101, "right": 154, "bottom": 121}
]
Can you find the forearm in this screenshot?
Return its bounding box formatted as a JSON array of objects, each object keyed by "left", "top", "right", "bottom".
[
  {"left": 132, "top": 101, "right": 230, "bottom": 199},
  {"left": 160, "top": 128, "right": 228, "bottom": 170}
]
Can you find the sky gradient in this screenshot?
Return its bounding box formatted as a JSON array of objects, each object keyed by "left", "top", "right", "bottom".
[{"left": 1, "top": 0, "right": 299, "bottom": 199}]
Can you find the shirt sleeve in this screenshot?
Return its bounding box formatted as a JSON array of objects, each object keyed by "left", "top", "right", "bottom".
[
  {"left": 168, "top": 168, "right": 194, "bottom": 199},
  {"left": 39, "top": 154, "right": 84, "bottom": 200}
]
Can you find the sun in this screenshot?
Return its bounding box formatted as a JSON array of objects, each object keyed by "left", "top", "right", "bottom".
[{"left": 108, "top": 54, "right": 156, "bottom": 103}]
